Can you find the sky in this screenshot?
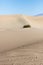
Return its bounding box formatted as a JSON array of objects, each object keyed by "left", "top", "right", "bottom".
[{"left": 0, "top": 0, "right": 43, "bottom": 15}]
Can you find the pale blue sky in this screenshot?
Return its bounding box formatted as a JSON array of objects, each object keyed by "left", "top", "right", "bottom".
[{"left": 0, "top": 0, "right": 43, "bottom": 15}]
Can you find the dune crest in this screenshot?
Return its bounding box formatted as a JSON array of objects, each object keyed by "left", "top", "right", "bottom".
[
  {"left": 0, "top": 15, "right": 43, "bottom": 31},
  {"left": 0, "top": 15, "right": 31, "bottom": 31}
]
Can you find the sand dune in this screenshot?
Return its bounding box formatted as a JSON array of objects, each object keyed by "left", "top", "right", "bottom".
[
  {"left": 0, "top": 15, "right": 43, "bottom": 29},
  {"left": 0, "top": 15, "right": 43, "bottom": 64},
  {"left": 0, "top": 15, "right": 43, "bottom": 52},
  {"left": 0, "top": 15, "right": 30, "bottom": 30}
]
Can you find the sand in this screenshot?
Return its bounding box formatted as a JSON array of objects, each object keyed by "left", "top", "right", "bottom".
[{"left": 0, "top": 15, "right": 43, "bottom": 65}]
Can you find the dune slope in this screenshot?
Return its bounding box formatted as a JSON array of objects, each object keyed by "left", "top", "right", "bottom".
[{"left": 0, "top": 15, "right": 43, "bottom": 52}]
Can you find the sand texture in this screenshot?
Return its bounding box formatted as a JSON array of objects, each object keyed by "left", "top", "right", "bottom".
[{"left": 0, "top": 15, "right": 43, "bottom": 65}]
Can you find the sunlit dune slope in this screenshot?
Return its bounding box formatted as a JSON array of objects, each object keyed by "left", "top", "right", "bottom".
[
  {"left": 0, "top": 15, "right": 31, "bottom": 30},
  {"left": 25, "top": 16, "right": 43, "bottom": 28},
  {"left": 0, "top": 15, "right": 43, "bottom": 30}
]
